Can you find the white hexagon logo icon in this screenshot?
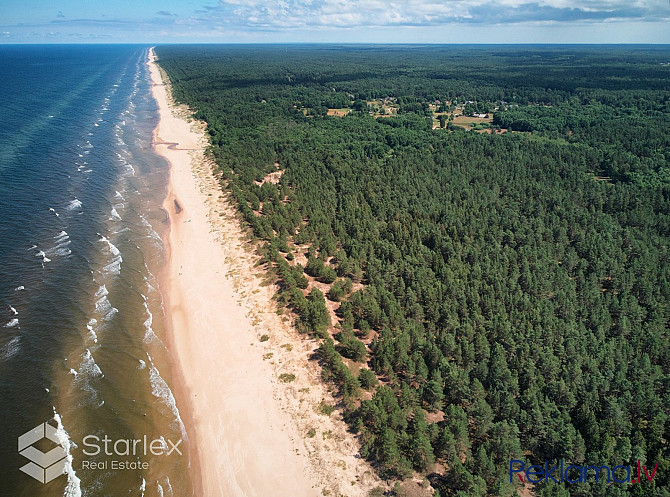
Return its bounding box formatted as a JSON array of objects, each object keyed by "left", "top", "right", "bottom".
[{"left": 18, "top": 420, "right": 67, "bottom": 483}]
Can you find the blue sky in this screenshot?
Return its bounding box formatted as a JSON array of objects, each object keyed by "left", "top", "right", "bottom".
[{"left": 1, "top": 0, "right": 668, "bottom": 43}]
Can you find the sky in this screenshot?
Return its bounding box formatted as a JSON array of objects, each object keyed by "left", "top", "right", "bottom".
[{"left": 0, "top": 0, "right": 668, "bottom": 44}]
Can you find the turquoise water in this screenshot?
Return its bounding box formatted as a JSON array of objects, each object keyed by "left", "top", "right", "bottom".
[{"left": 0, "top": 45, "right": 193, "bottom": 496}]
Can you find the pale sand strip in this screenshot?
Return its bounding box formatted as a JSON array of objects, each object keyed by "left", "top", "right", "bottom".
[{"left": 148, "top": 48, "right": 381, "bottom": 496}]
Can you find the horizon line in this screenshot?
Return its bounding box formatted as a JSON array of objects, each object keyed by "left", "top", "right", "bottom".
[{"left": 2, "top": 41, "right": 670, "bottom": 46}]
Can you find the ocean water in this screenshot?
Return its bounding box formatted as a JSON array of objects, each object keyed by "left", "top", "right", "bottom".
[{"left": 0, "top": 45, "right": 193, "bottom": 496}]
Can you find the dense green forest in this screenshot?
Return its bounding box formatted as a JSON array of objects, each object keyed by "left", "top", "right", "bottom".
[{"left": 156, "top": 45, "right": 670, "bottom": 496}]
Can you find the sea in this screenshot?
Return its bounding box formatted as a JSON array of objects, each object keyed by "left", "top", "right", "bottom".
[{"left": 0, "top": 45, "right": 193, "bottom": 496}]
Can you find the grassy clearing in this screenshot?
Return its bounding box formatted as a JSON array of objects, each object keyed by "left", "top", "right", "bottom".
[{"left": 327, "top": 108, "right": 350, "bottom": 117}]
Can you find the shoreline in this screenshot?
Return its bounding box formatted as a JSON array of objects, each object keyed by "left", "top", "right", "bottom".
[
  {"left": 148, "top": 47, "right": 380, "bottom": 496},
  {"left": 148, "top": 50, "right": 204, "bottom": 497}
]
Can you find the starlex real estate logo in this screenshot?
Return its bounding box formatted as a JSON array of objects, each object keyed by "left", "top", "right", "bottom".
[
  {"left": 17, "top": 418, "right": 184, "bottom": 483},
  {"left": 18, "top": 420, "right": 67, "bottom": 484}
]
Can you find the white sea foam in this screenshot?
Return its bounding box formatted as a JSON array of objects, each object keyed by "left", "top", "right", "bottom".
[
  {"left": 52, "top": 408, "right": 82, "bottom": 497},
  {"left": 67, "top": 198, "right": 82, "bottom": 211},
  {"left": 143, "top": 307, "right": 153, "bottom": 330},
  {"left": 146, "top": 280, "right": 157, "bottom": 294},
  {"left": 143, "top": 328, "right": 158, "bottom": 343},
  {"left": 142, "top": 297, "right": 156, "bottom": 343},
  {"left": 138, "top": 359, "right": 146, "bottom": 370},
  {"left": 9, "top": 305, "right": 18, "bottom": 316},
  {"left": 102, "top": 260, "right": 121, "bottom": 276},
  {"left": 4, "top": 318, "right": 19, "bottom": 328},
  {"left": 80, "top": 349, "right": 104, "bottom": 378},
  {"left": 94, "top": 285, "right": 118, "bottom": 320},
  {"left": 163, "top": 476, "right": 173, "bottom": 497},
  {"left": 49, "top": 231, "right": 72, "bottom": 257},
  {"left": 49, "top": 207, "right": 59, "bottom": 217},
  {"left": 72, "top": 349, "right": 105, "bottom": 406},
  {"left": 94, "top": 123, "right": 99, "bottom": 127},
  {"left": 36, "top": 250, "right": 51, "bottom": 263},
  {"left": 95, "top": 284, "right": 108, "bottom": 299},
  {"left": 86, "top": 318, "right": 98, "bottom": 343},
  {"left": 69, "top": 368, "right": 78, "bottom": 377},
  {"left": 140, "top": 478, "right": 146, "bottom": 497},
  {"left": 49, "top": 246, "right": 71, "bottom": 257},
  {"left": 139, "top": 215, "right": 161, "bottom": 242},
  {"left": 104, "top": 306, "right": 118, "bottom": 321},
  {"left": 99, "top": 236, "right": 122, "bottom": 275},
  {"left": 142, "top": 297, "right": 163, "bottom": 346},
  {"left": 0, "top": 337, "right": 20, "bottom": 360},
  {"left": 114, "top": 190, "right": 125, "bottom": 201},
  {"left": 155, "top": 476, "right": 173, "bottom": 497},
  {"left": 110, "top": 207, "right": 121, "bottom": 220},
  {"left": 147, "top": 354, "right": 187, "bottom": 440}
]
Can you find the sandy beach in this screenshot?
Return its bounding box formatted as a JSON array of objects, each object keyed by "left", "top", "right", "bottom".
[{"left": 148, "top": 48, "right": 380, "bottom": 497}]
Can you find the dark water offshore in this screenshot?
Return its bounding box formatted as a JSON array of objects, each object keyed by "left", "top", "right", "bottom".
[{"left": 0, "top": 45, "right": 193, "bottom": 496}]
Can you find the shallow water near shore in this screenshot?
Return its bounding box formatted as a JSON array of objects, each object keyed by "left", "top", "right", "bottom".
[{"left": 0, "top": 45, "right": 193, "bottom": 497}]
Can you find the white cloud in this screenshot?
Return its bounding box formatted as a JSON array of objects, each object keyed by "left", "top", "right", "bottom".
[
  {"left": 214, "top": 0, "right": 669, "bottom": 28},
  {"left": 1, "top": 0, "right": 666, "bottom": 43}
]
